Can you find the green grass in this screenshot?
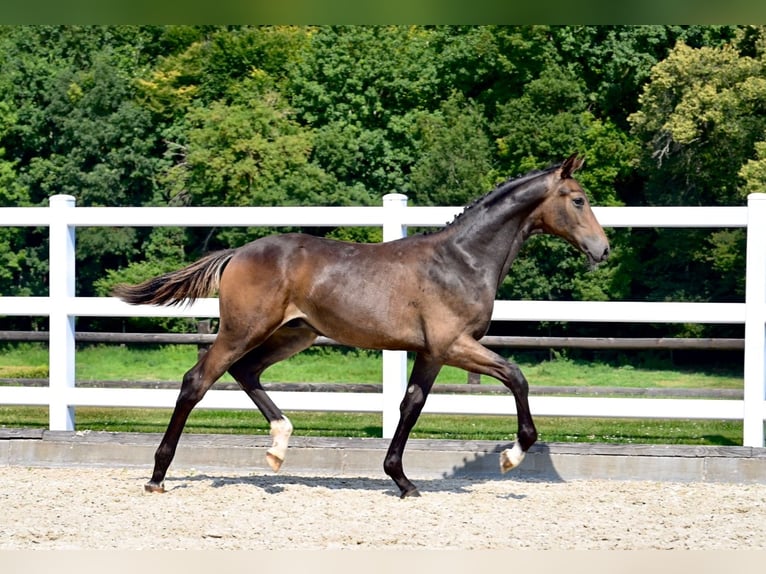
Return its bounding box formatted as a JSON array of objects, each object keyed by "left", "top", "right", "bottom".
[
  {"left": 0, "top": 342, "right": 748, "bottom": 446},
  {"left": 0, "top": 407, "right": 743, "bottom": 446},
  {"left": 0, "top": 342, "right": 744, "bottom": 389}
]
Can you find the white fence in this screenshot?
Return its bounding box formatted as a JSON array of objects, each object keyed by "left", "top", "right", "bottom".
[{"left": 0, "top": 193, "right": 765, "bottom": 447}]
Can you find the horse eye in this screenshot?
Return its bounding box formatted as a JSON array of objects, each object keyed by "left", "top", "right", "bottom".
[{"left": 572, "top": 197, "right": 586, "bottom": 208}]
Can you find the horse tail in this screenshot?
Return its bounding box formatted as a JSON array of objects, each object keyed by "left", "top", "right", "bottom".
[{"left": 112, "top": 249, "right": 237, "bottom": 307}]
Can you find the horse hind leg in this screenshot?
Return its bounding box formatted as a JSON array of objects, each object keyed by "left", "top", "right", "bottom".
[
  {"left": 266, "top": 419, "right": 292, "bottom": 472},
  {"left": 227, "top": 325, "right": 318, "bottom": 473},
  {"left": 145, "top": 338, "right": 247, "bottom": 493}
]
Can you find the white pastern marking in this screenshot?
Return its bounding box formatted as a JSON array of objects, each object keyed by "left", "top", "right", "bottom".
[
  {"left": 499, "top": 442, "right": 526, "bottom": 473},
  {"left": 267, "top": 416, "right": 293, "bottom": 470}
]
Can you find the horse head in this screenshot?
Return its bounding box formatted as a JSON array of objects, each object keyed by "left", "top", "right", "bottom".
[{"left": 531, "top": 154, "right": 610, "bottom": 265}]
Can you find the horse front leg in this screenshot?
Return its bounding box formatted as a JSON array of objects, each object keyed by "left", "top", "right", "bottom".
[
  {"left": 444, "top": 336, "right": 538, "bottom": 474},
  {"left": 383, "top": 353, "right": 442, "bottom": 498},
  {"left": 497, "top": 361, "right": 537, "bottom": 473}
]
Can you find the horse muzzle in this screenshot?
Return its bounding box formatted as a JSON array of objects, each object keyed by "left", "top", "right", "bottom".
[{"left": 582, "top": 237, "right": 611, "bottom": 265}]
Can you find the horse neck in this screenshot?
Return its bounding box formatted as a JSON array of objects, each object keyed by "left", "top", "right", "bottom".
[{"left": 437, "top": 175, "right": 552, "bottom": 288}]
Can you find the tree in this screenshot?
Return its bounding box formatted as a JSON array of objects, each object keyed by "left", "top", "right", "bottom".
[
  {"left": 0, "top": 102, "right": 33, "bottom": 300},
  {"left": 627, "top": 32, "right": 766, "bottom": 307},
  {"left": 550, "top": 25, "right": 738, "bottom": 129},
  {"left": 629, "top": 39, "right": 766, "bottom": 206},
  {"left": 0, "top": 24, "right": 756, "bottom": 346},
  {"left": 286, "top": 26, "right": 443, "bottom": 198},
  {"left": 0, "top": 26, "right": 177, "bottom": 299},
  {"left": 408, "top": 92, "right": 493, "bottom": 206}
]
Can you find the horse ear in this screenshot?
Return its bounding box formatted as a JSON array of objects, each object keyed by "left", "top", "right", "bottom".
[{"left": 561, "top": 154, "right": 584, "bottom": 179}]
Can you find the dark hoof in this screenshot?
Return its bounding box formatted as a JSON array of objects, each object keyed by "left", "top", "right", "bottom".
[
  {"left": 144, "top": 481, "right": 166, "bottom": 493},
  {"left": 400, "top": 488, "right": 421, "bottom": 499}
]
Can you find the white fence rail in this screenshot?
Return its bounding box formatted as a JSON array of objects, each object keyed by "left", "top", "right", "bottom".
[{"left": 0, "top": 193, "right": 764, "bottom": 446}]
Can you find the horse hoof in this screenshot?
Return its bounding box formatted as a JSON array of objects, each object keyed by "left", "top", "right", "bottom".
[
  {"left": 144, "top": 481, "right": 165, "bottom": 493},
  {"left": 400, "top": 488, "right": 421, "bottom": 499},
  {"left": 266, "top": 451, "right": 283, "bottom": 472},
  {"left": 499, "top": 443, "right": 526, "bottom": 474}
]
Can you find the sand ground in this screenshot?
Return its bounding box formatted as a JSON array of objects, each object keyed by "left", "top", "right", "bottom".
[{"left": 1, "top": 465, "right": 765, "bottom": 550}]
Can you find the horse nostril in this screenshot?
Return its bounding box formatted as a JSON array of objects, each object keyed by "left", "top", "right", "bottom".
[{"left": 602, "top": 246, "right": 610, "bottom": 260}]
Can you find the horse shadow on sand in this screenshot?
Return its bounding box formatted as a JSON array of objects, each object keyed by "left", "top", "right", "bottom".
[
  {"left": 163, "top": 442, "right": 564, "bottom": 497},
  {"left": 442, "top": 441, "right": 564, "bottom": 483}
]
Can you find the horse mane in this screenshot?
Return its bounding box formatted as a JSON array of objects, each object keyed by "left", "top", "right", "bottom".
[{"left": 446, "top": 161, "right": 562, "bottom": 227}]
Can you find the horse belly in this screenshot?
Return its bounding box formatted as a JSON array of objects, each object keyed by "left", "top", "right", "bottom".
[{"left": 302, "top": 280, "right": 424, "bottom": 351}]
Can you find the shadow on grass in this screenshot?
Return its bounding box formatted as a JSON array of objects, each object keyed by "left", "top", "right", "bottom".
[{"left": 700, "top": 434, "right": 740, "bottom": 446}]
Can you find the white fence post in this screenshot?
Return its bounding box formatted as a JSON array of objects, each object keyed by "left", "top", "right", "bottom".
[
  {"left": 743, "top": 193, "right": 766, "bottom": 447},
  {"left": 381, "top": 193, "right": 409, "bottom": 439},
  {"left": 48, "top": 194, "right": 76, "bottom": 431}
]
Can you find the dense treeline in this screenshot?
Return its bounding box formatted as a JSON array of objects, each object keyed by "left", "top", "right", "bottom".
[{"left": 1, "top": 25, "right": 764, "bottom": 348}]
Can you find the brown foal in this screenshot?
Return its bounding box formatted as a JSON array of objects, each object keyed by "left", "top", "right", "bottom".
[{"left": 113, "top": 154, "right": 610, "bottom": 498}]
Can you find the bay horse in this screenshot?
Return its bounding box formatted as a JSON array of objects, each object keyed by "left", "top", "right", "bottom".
[{"left": 113, "top": 154, "right": 610, "bottom": 498}]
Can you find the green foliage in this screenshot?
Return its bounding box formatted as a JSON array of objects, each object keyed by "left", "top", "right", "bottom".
[
  {"left": 0, "top": 26, "right": 168, "bottom": 303},
  {"left": 695, "top": 229, "right": 747, "bottom": 299},
  {"left": 409, "top": 92, "right": 493, "bottom": 206},
  {"left": 630, "top": 39, "right": 766, "bottom": 205},
  {"left": 493, "top": 62, "right": 637, "bottom": 206},
  {"left": 625, "top": 31, "right": 766, "bottom": 309},
  {"left": 1, "top": 28, "right": 161, "bottom": 207},
  {"left": 287, "top": 26, "right": 442, "bottom": 198},
  {"left": 0, "top": 365, "right": 48, "bottom": 378},
  {"left": 551, "top": 26, "right": 737, "bottom": 127},
  {"left": 326, "top": 226, "right": 382, "bottom": 244},
  {"left": 94, "top": 227, "right": 186, "bottom": 296},
  {"left": 491, "top": 62, "right": 638, "bottom": 306},
  {"left": 93, "top": 226, "right": 195, "bottom": 333},
  {"left": 0, "top": 102, "right": 33, "bottom": 295},
  {"left": 739, "top": 141, "right": 766, "bottom": 197},
  {"left": 169, "top": 94, "right": 317, "bottom": 207}
]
